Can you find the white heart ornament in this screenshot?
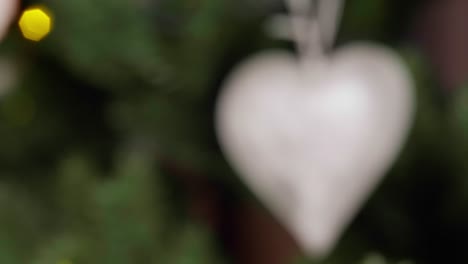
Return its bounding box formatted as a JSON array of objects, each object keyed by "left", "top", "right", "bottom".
[
  {"left": 216, "top": 44, "right": 414, "bottom": 258},
  {"left": 0, "top": 0, "right": 17, "bottom": 42}
]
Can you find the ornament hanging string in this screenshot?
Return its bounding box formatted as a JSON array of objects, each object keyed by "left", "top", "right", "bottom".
[{"left": 284, "top": 0, "right": 344, "bottom": 59}]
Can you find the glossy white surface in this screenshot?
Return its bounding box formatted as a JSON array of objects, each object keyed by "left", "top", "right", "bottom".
[
  {"left": 0, "top": 0, "right": 17, "bottom": 42},
  {"left": 216, "top": 44, "right": 414, "bottom": 258}
]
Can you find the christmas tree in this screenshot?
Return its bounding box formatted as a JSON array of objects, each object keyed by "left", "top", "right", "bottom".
[{"left": 0, "top": 0, "right": 467, "bottom": 263}]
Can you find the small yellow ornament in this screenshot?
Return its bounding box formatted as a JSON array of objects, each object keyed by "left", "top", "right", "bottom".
[{"left": 19, "top": 6, "right": 53, "bottom": 41}]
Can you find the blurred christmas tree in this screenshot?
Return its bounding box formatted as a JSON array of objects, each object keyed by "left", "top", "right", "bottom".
[{"left": 0, "top": 0, "right": 468, "bottom": 263}]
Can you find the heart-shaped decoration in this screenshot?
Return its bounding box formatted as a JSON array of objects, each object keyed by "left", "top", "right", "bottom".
[
  {"left": 216, "top": 44, "right": 414, "bottom": 257},
  {"left": 0, "top": 0, "right": 18, "bottom": 42}
]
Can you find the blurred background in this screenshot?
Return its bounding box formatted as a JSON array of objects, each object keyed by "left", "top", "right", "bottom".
[{"left": 1, "top": 0, "right": 468, "bottom": 263}]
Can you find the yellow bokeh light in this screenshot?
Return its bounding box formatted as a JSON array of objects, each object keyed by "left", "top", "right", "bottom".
[{"left": 19, "top": 7, "right": 53, "bottom": 42}]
